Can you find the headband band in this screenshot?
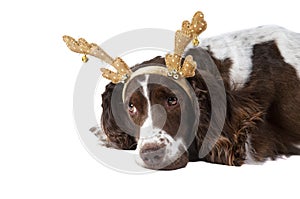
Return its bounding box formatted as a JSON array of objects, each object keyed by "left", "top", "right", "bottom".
[{"left": 122, "top": 65, "right": 195, "bottom": 103}]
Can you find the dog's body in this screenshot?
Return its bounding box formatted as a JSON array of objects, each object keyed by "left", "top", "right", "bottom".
[{"left": 96, "top": 26, "right": 300, "bottom": 170}]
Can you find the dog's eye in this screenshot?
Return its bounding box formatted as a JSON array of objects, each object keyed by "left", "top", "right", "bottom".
[
  {"left": 167, "top": 96, "right": 178, "bottom": 106},
  {"left": 128, "top": 102, "right": 137, "bottom": 114}
]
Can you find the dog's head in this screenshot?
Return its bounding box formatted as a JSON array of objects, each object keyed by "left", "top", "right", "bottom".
[{"left": 101, "top": 56, "right": 209, "bottom": 170}]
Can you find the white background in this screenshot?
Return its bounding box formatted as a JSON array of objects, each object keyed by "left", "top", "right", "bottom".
[{"left": 1, "top": 0, "right": 300, "bottom": 198}]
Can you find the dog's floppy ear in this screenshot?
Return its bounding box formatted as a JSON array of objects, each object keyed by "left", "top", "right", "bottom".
[{"left": 101, "top": 82, "right": 137, "bottom": 150}]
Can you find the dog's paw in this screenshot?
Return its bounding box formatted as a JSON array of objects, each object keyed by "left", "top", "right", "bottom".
[
  {"left": 89, "top": 126, "right": 107, "bottom": 142},
  {"left": 89, "top": 126, "right": 119, "bottom": 149}
]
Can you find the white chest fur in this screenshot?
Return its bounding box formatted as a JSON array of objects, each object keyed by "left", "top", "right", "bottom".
[{"left": 200, "top": 25, "right": 300, "bottom": 88}]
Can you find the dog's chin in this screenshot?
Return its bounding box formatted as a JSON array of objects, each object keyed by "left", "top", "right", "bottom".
[{"left": 135, "top": 131, "right": 189, "bottom": 170}]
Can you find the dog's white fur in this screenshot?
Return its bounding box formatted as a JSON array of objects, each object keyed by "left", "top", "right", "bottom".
[
  {"left": 139, "top": 75, "right": 154, "bottom": 138},
  {"left": 200, "top": 25, "right": 300, "bottom": 88}
]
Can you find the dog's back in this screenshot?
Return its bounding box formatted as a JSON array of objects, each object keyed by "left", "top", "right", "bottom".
[{"left": 187, "top": 25, "right": 300, "bottom": 161}]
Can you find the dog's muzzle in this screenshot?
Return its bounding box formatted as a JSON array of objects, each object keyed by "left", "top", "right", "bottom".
[{"left": 137, "top": 130, "right": 188, "bottom": 170}]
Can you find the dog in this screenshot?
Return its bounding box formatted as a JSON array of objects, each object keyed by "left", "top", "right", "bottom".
[{"left": 89, "top": 25, "right": 300, "bottom": 170}]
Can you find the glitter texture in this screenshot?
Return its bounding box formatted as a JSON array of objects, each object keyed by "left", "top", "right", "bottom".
[
  {"left": 63, "top": 11, "right": 206, "bottom": 83},
  {"left": 165, "top": 11, "right": 207, "bottom": 78}
]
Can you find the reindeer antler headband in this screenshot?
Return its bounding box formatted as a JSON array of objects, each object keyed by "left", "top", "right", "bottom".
[
  {"left": 63, "top": 11, "right": 206, "bottom": 99},
  {"left": 63, "top": 11, "right": 206, "bottom": 81}
]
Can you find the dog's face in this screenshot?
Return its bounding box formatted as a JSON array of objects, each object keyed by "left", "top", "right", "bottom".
[{"left": 123, "top": 74, "right": 197, "bottom": 170}]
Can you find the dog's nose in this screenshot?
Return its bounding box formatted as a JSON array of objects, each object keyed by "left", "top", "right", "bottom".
[{"left": 140, "top": 143, "right": 166, "bottom": 166}]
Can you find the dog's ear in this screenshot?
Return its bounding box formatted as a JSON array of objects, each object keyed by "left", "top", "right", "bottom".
[{"left": 101, "top": 82, "right": 137, "bottom": 150}]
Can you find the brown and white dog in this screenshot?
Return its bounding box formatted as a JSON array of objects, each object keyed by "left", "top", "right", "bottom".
[{"left": 92, "top": 25, "right": 300, "bottom": 170}]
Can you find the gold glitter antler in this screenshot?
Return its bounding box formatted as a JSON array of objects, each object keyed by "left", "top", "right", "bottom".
[
  {"left": 165, "top": 11, "right": 207, "bottom": 79},
  {"left": 63, "top": 35, "right": 131, "bottom": 84}
]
